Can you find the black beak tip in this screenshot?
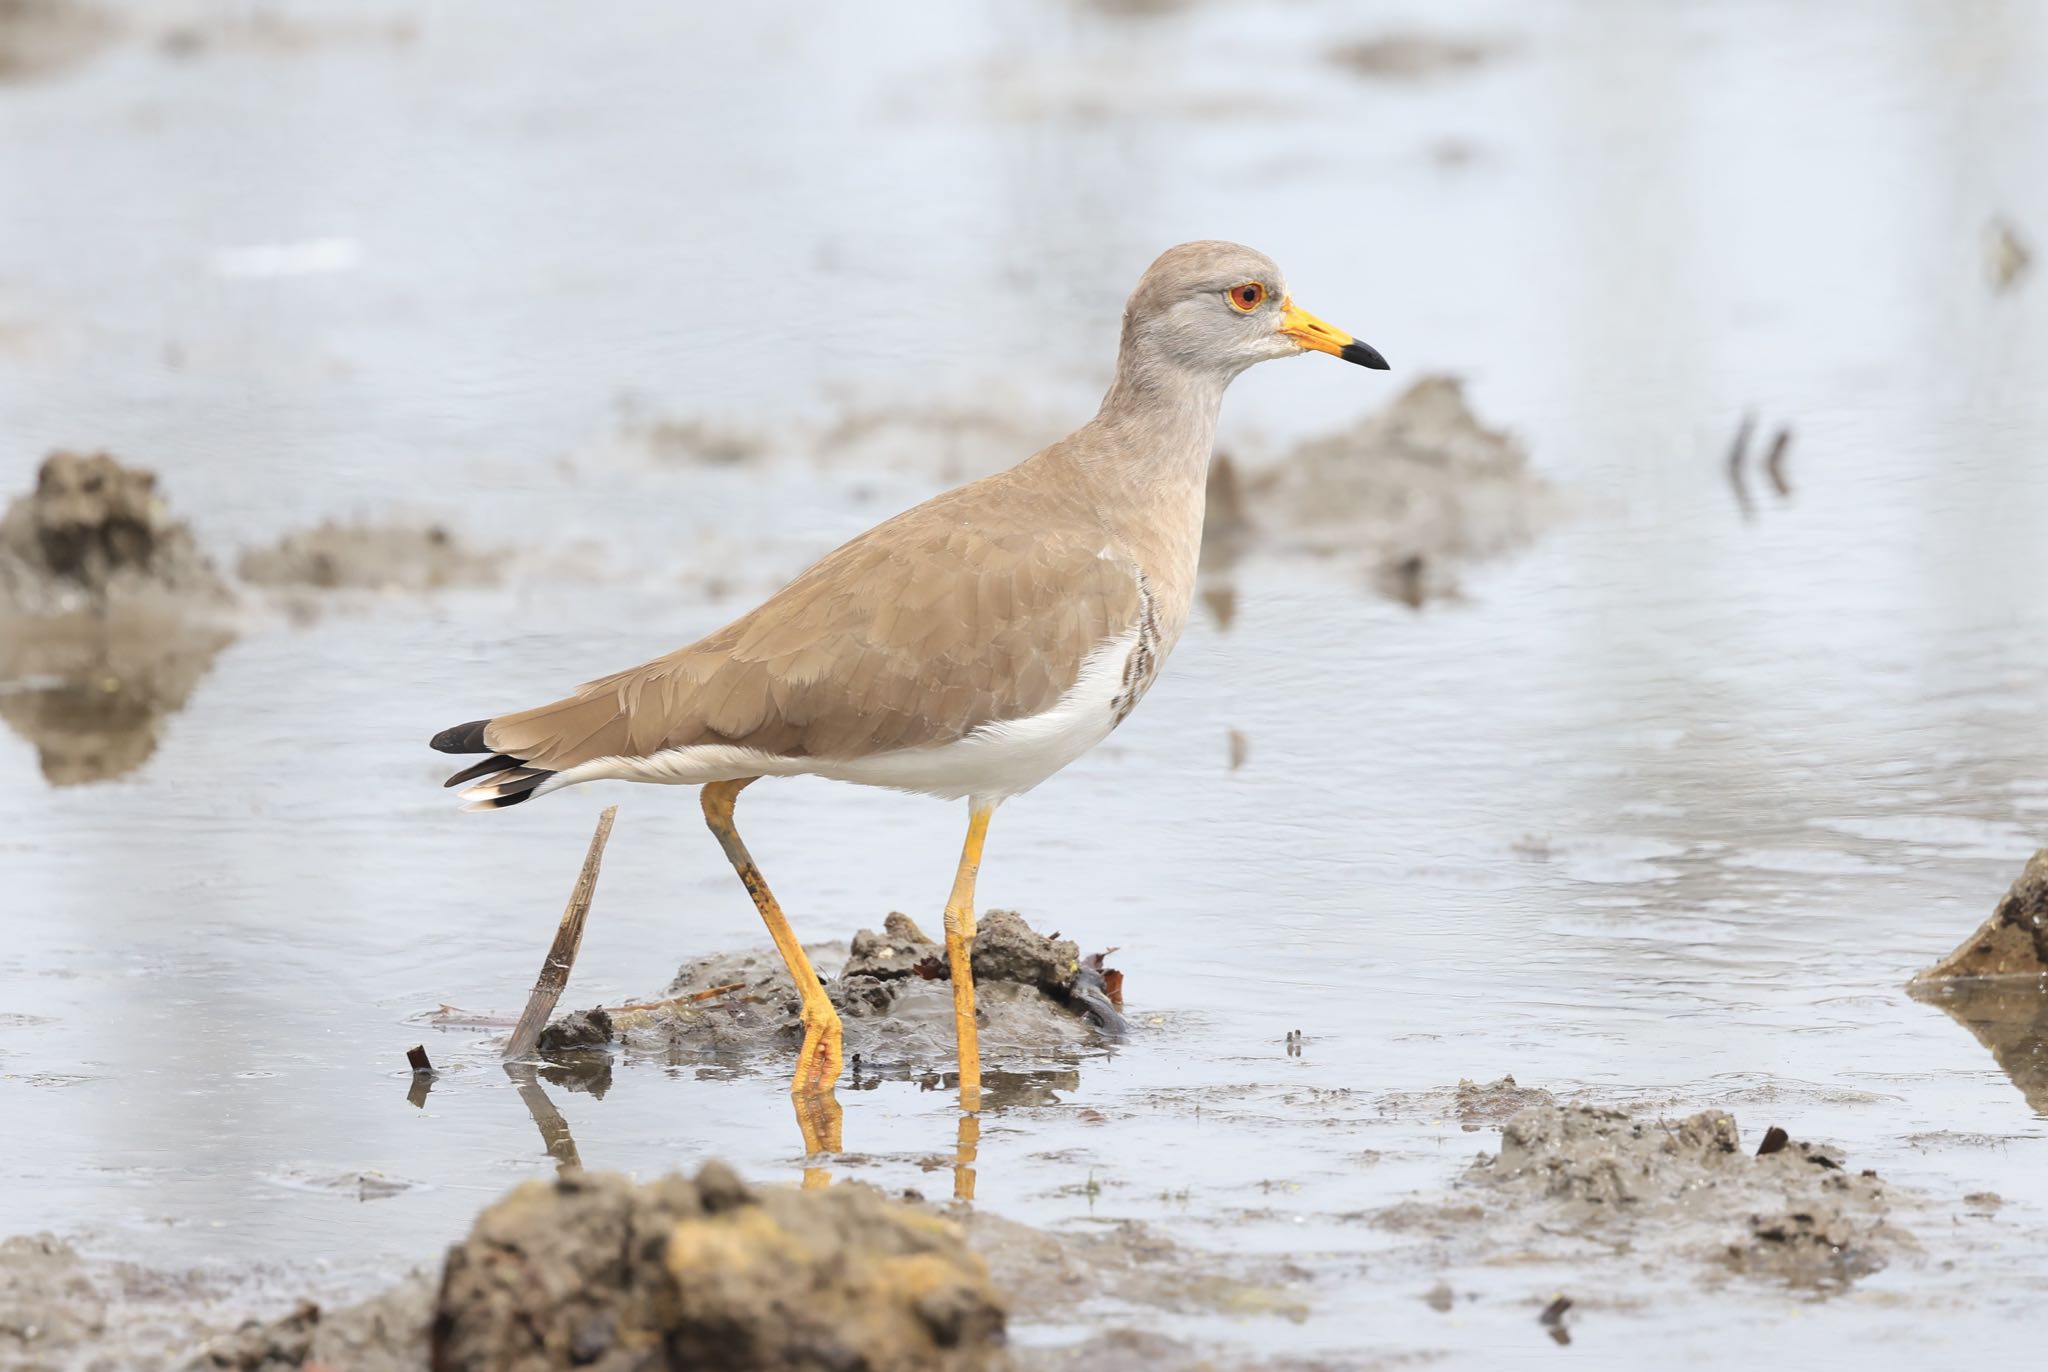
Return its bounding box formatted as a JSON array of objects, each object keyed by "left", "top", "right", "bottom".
[{"left": 1342, "top": 340, "right": 1390, "bottom": 371}]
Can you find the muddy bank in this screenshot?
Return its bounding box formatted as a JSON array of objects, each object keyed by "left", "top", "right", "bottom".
[
  {"left": 8, "top": 1158, "right": 1330, "bottom": 1372},
  {"left": 1206, "top": 375, "right": 1551, "bottom": 604},
  {"left": 3, "top": 1090, "right": 1954, "bottom": 1370},
  {"left": 238, "top": 520, "right": 503, "bottom": 596},
  {"left": 544, "top": 911, "right": 1125, "bottom": 1076}
]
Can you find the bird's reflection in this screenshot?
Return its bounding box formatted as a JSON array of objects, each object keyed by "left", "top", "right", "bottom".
[
  {"left": 430, "top": 1044, "right": 1095, "bottom": 1196},
  {"left": 1915, "top": 983, "right": 2048, "bottom": 1115}
]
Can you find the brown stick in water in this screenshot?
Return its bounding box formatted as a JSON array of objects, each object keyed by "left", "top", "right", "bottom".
[{"left": 503, "top": 805, "right": 619, "bottom": 1062}]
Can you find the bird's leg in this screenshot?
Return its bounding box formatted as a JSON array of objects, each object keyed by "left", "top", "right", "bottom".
[
  {"left": 700, "top": 779, "right": 845, "bottom": 1106},
  {"left": 794, "top": 1089, "right": 844, "bottom": 1191},
  {"left": 944, "top": 801, "right": 995, "bottom": 1112}
]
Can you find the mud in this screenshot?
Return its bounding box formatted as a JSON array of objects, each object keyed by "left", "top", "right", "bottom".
[
  {"left": 583, "top": 911, "right": 1123, "bottom": 1073},
  {"left": 620, "top": 413, "right": 770, "bottom": 467},
  {"left": 1214, "top": 376, "right": 1551, "bottom": 604},
  {"left": 1326, "top": 32, "right": 1507, "bottom": 83},
  {"left": 1911, "top": 847, "right": 2048, "bottom": 983},
  {"left": 2, "top": 1167, "right": 1326, "bottom": 1372},
  {"left": 237, "top": 520, "right": 502, "bottom": 596},
  {"left": 433, "top": 1163, "right": 1004, "bottom": 1372},
  {"left": 1370, "top": 1101, "right": 1916, "bottom": 1295},
  {"left": 0, "top": 0, "right": 114, "bottom": 82}
]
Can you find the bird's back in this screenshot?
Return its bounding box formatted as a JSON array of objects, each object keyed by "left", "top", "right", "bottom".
[{"left": 433, "top": 443, "right": 1149, "bottom": 799}]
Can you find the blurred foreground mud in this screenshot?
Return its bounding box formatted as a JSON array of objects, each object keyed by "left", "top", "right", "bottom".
[{"left": 0, "top": 452, "right": 236, "bottom": 783}]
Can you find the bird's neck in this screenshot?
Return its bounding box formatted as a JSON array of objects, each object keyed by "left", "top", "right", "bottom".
[
  {"left": 1083, "top": 351, "right": 1228, "bottom": 503},
  {"left": 1067, "top": 350, "right": 1231, "bottom": 596}
]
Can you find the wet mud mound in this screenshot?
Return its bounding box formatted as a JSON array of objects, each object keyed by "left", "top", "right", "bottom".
[
  {"left": 432, "top": 1163, "right": 1004, "bottom": 1372},
  {"left": 1455, "top": 1104, "right": 1912, "bottom": 1291},
  {"left": 238, "top": 519, "right": 502, "bottom": 595},
  {"left": 1911, "top": 847, "right": 2048, "bottom": 984},
  {"left": 0, "top": 452, "right": 236, "bottom": 784},
  {"left": 578, "top": 911, "right": 1124, "bottom": 1073},
  {"left": 1213, "top": 375, "right": 1550, "bottom": 604}
]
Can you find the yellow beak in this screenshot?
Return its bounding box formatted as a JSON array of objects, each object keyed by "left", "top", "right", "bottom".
[{"left": 1279, "top": 298, "right": 1389, "bottom": 370}]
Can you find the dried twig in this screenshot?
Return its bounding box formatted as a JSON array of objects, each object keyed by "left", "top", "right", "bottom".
[
  {"left": 504, "top": 805, "right": 619, "bottom": 1061},
  {"left": 607, "top": 981, "right": 747, "bottom": 1014}
]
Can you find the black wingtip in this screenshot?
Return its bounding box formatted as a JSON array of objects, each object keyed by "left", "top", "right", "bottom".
[
  {"left": 430, "top": 719, "right": 492, "bottom": 754},
  {"left": 1341, "top": 340, "right": 1390, "bottom": 371},
  {"left": 443, "top": 753, "right": 520, "bottom": 788}
]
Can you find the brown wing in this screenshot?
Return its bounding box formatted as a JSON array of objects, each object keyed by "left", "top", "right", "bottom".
[{"left": 477, "top": 473, "right": 1141, "bottom": 773}]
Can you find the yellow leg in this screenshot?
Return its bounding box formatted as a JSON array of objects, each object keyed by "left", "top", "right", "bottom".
[
  {"left": 945, "top": 801, "right": 995, "bottom": 1112},
  {"left": 795, "top": 1089, "right": 844, "bottom": 1191},
  {"left": 953, "top": 1111, "right": 980, "bottom": 1202},
  {"left": 701, "top": 779, "right": 845, "bottom": 1105}
]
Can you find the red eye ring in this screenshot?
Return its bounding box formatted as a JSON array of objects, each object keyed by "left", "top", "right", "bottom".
[{"left": 1227, "top": 281, "right": 1267, "bottom": 312}]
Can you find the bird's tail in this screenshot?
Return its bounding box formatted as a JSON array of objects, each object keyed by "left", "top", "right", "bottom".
[{"left": 428, "top": 717, "right": 559, "bottom": 811}]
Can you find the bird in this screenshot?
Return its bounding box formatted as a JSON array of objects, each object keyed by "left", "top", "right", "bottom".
[{"left": 431, "top": 240, "right": 1386, "bottom": 1123}]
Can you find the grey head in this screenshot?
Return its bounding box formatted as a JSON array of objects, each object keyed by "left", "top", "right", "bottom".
[{"left": 1116, "top": 240, "right": 1389, "bottom": 384}]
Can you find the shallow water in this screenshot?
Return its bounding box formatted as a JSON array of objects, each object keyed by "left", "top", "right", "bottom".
[{"left": 4, "top": 0, "right": 2048, "bottom": 1366}]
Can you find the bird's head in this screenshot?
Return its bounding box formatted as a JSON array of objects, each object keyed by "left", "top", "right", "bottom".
[{"left": 1119, "top": 240, "right": 1388, "bottom": 383}]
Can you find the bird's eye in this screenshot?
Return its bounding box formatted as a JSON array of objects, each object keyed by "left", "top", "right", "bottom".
[{"left": 1226, "top": 282, "right": 1267, "bottom": 312}]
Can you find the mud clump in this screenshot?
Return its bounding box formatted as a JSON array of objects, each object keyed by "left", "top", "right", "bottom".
[
  {"left": 970, "top": 910, "right": 1079, "bottom": 996},
  {"left": 594, "top": 911, "right": 1122, "bottom": 1071},
  {"left": 1473, "top": 1103, "right": 1909, "bottom": 1291},
  {"left": 0, "top": 450, "right": 232, "bottom": 614},
  {"left": 536, "top": 1005, "right": 615, "bottom": 1054},
  {"left": 1911, "top": 848, "right": 2048, "bottom": 984},
  {"left": 238, "top": 519, "right": 501, "bottom": 594},
  {"left": 431, "top": 1163, "right": 1004, "bottom": 1372},
  {"left": 1220, "top": 376, "right": 1550, "bottom": 605}
]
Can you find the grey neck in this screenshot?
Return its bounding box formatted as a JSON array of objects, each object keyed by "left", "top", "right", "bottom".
[{"left": 1076, "top": 346, "right": 1231, "bottom": 503}]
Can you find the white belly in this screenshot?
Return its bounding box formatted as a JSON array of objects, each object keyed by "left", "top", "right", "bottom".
[{"left": 539, "top": 625, "right": 1160, "bottom": 807}]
